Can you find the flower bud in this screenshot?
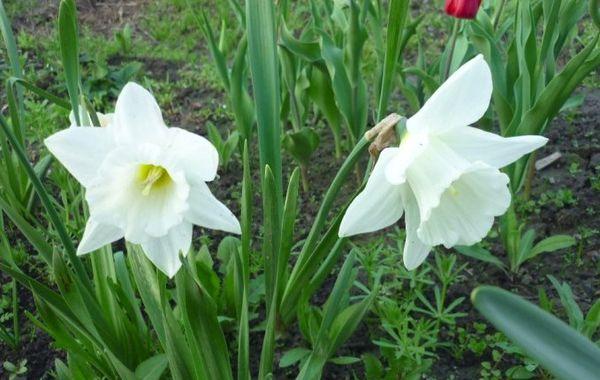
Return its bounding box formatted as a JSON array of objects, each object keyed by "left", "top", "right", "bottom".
[{"left": 445, "top": 0, "right": 482, "bottom": 19}]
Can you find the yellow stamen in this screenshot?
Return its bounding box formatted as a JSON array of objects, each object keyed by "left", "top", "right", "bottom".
[
  {"left": 138, "top": 165, "right": 171, "bottom": 196},
  {"left": 448, "top": 185, "right": 458, "bottom": 196}
]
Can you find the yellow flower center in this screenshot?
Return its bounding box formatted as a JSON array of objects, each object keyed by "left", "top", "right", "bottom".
[
  {"left": 137, "top": 164, "right": 172, "bottom": 196},
  {"left": 448, "top": 184, "right": 459, "bottom": 196}
]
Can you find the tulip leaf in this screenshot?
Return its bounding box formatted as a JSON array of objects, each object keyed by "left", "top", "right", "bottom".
[
  {"left": 279, "top": 23, "right": 322, "bottom": 62},
  {"left": 306, "top": 66, "right": 342, "bottom": 156},
  {"left": 279, "top": 348, "right": 311, "bottom": 368},
  {"left": 134, "top": 354, "right": 168, "bottom": 380},
  {"left": 282, "top": 128, "right": 320, "bottom": 166},
  {"left": 472, "top": 286, "right": 600, "bottom": 380}
]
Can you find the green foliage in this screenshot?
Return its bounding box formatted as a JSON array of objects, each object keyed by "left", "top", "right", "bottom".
[
  {"left": 3, "top": 359, "right": 27, "bottom": 380},
  {"left": 282, "top": 128, "right": 320, "bottom": 167},
  {"left": 0, "top": 0, "right": 598, "bottom": 379},
  {"left": 473, "top": 285, "right": 600, "bottom": 380},
  {"left": 206, "top": 123, "right": 239, "bottom": 171}
]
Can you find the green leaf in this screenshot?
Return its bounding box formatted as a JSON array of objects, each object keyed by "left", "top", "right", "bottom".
[
  {"left": 194, "top": 9, "right": 229, "bottom": 89},
  {"left": 472, "top": 286, "right": 600, "bottom": 380},
  {"left": 279, "top": 348, "right": 311, "bottom": 368},
  {"left": 277, "top": 168, "right": 300, "bottom": 307},
  {"left": 515, "top": 33, "right": 599, "bottom": 137},
  {"left": 8, "top": 77, "right": 71, "bottom": 109},
  {"left": 281, "top": 136, "right": 371, "bottom": 323},
  {"left": 58, "top": 0, "right": 81, "bottom": 125},
  {"left": 454, "top": 245, "right": 505, "bottom": 270},
  {"left": 548, "top": 275, "right": 583, "bottom": 329},
  {"left": 279, "top": 23, "right": 321, "bottom": 62},
  {"left": 516, "top": 228, "right": 536, "bottom": 267},
  {"left": 583, "top": 300, "right": 600, "bottom": 338},
  {"left": 306, "top": 66, "right": 342, "bottom": 157},
  {"left": 175, "top": 265, "right": 233, "bottom": 380},
  {"left": 0, "top": 115, "right": 89, "bottom": 285},
  {"left": 193, "top": 246, "right": 221, "bottom": 301},
  {"left": 362, "top": 353, "right": 384, "bottom": 379},
  {"left": 0, "top": 197, "right": 52, "bottom": 264},
  {"left": 528, "top": 235, "right": 576, "bottom": 259},
  {"left": 246, "top": 0, "right": 282, "bottom": 205},
  {"left": 134, "top": 354, "right": 168, "bottom": 380},
  {"left": 376, "top": 0, "right": 408, "bottom": 120},
  {"left": 0, "top": 1, "right": 22, "bottom": 80},
  {"left": 229, "top": 37, "right": 254, "bottom": 140},
  {"left": 328, "top": 356, "right": 360, "bottom": 365},
  {"left": 127, "top": 245, "right": 166, "bottom": 347},
  {"left": 0, "top": 0, "right": 25, "bottom": 141},
  {"left": 259, "top": 166, "right": 281, "bottom": 379},
  {"left": 282, "top": 128, "right": 320, "bottom": 166}
]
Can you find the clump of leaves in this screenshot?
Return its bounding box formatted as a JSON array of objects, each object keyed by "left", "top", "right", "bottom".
[{"left": 3, "top": 360, "right": 28, "bottom": 380}]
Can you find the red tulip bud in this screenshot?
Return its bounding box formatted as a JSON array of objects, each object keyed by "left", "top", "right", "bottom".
[{"left": 445, "top": 0, "right": 482, "bottom": 19}]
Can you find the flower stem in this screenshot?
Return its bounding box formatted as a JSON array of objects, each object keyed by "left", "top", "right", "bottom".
[{"left": 443, "top": 19, "right": 461, "bottom": 81}]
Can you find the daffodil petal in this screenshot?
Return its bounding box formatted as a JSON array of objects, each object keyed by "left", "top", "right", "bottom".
[
  {"left": 163, "top": 127, "right": 219, "bottom": 183},
  {"left": 417, "top": 163, "right": 511, "bottom": 247},
  {"left": 385, "top": 131, "right": 429, "bottom": 185},
  {"left": 45, "top": 126, "right": 113, "bottom": 187},
  {"left": 97, "top": 113, "right": 115, "bottom": 128},
  {"left": 407, "top": 54, "right": 492, "bottom": 135},
  {"left": 339, "top": 148, "right": 404, "bottom": 237},
  {"left": 400, "top": 186, "right": 432, "bottom": 270},
  {"left": 440, "top": 126, "right": 548, "bottom": 168},
  {"left": 404, "top": 138, "right": 471, "bottom": 221},
  {"left": 86, "top": 146, "right": 190, "bottom": 242},
  {"left": 140, "top": 222, "right": 193, "bottom": 278},
  {"left": 185, "top": 182, "right": 241, "bottom": 234},
  {"left": 77, "top": 219, "right": 123, "bottom": 255},
  {"left": 114, "top": 82, "right": 167, "bottom": 143}
]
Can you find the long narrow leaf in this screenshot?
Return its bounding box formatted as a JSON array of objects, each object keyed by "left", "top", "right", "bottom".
[
  {"left": 472, "top": 286, "right": 600, "bottom": 380},
  {"left": 58, "top": 0, "right": 81, "bottom": 124}
]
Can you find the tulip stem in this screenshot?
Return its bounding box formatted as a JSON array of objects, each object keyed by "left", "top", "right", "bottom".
[{"left": 443, "top": 19, "right": 461, "bottom": 81}]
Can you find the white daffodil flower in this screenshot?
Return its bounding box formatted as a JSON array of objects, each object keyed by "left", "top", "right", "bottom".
[
  {"left": 46, "top": 82, "right": 241, "bottom": 277},
  {"left": 339, "top": 55, "right": 548, "bottom": 270}
]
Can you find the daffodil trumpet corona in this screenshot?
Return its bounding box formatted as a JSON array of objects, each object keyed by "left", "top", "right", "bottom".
[
  {"left": 339, "top": 55, "right": 548, "bottom": 270},
  {"left": 45, "top": 82, "right": 241, "bottom": 277}
]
